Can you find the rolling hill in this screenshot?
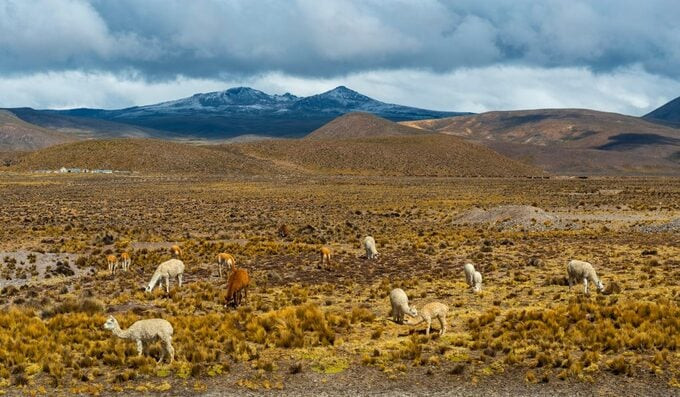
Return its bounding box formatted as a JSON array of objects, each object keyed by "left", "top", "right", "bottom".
[
  {"left": 304, "top": 112, "right": 431, "bottom": 140},
  {"left": 13, "top": 133, "right": 541, "bottom": 177},
  {"left": 404, "top": 109, "right": 680, "bottom": 175},
  {"left": 11, "top": 139, "right": 278, "bottom": 175},
  {"left": 0, "top": 110, "right": 75, "bottom": 151},
  {"left": 237, "top": 134, "right": 543, "bottom": 177},
  {"left": 5, "top": 86, "right": 466, "bottom": 140}
]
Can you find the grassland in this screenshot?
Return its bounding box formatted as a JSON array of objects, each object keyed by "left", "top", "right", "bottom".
[{"left": 0, "top": 173, "right": 678, "bottom": 395}]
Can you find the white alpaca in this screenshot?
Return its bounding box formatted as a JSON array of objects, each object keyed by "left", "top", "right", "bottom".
[
  {"left": 363, "top": 236, "right": 379, "bottom": 260},
  {"left": 389, "top": 288, "right": 417, "bottom": 324},
  {"left": 409, "top": 301, "right": 449, "bottom": 336},
  {"left": 463, "top": 263, "right": 476, "bottom": 287},
  {"left": 103, "top": 316, "right": 174, "bottom": 363},
  {"left": 145, "top": 259, "right": 184, "bottom": 293},
  {"left": 567, "top": 259, "right": 605, "bottom": 294},
  {"left": 473, "top": 271, "right": 483, "bottom": 292}
]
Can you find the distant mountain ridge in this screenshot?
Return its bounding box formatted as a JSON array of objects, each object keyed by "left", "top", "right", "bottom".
[
  {"left": 11, "top": 86, "right": 466, "bottom": 139},
  {"left": 0, "top": 110, "right": 75, "bottom": 151},
  {"left": 404, "top": 108, "right": 680, "bottom": 175},
  {"left": 644, "top": 96, "right": 680, "bottom": 125}
]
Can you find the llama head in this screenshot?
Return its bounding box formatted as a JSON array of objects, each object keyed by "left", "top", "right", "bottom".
[
  {"left": 103, "top": 316, "right": 118, "bottom": 330},
  {"left": 408, "top": 307, "right": 418, "bottom": 317},
  {"left": 596, "top": 280, "right": 605, "bottom": 292}
]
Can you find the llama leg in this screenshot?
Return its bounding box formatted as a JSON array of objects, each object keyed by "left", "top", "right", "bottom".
[
  {"left": 136, "top": 340, "right": 143, "bottom": 356},
  {"left": 165, "top": 276, "right": 170, "bottom": 293},
  {"left": 158, "top": 341, "right": 166, "bottom": 364},
  {"left": 583, "top": 278, "right": 589, "bottom": 294},
  {"left": 165, "top": 338, "right": 175, "bottom": 363},
  {"left": 439, "top": 316, "right": 446, "bottom": 336},
  {"left": 426, "top": 317, "right": 431, "bottom": 336},
  {"left": 178, "top": 274, "right": 183, "bottom": 288}
]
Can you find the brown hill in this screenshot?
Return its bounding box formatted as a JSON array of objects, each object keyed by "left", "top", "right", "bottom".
[
  {"left": 0, "top": 110, "right": 75, "bottom": 151},
  {"left": 12, "top": 139, "right": 278, "bottom": 175},
  {"left": 305, "top": 112, "right": 430, "bottom": 140},
  {"left": 237, "top": 134, "right": 543, "bottom": 177},
  {"left": 403, "top": 109, "right": 680, "bottom": 175}
]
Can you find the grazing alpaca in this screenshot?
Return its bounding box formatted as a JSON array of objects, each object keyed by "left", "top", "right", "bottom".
[
  {"left": 463, "top": 263, "right": 476, "bottom": 288},
  {"left": 103, "top": 316, "right": 174, "bottom": 363},
  {"left": 363, "top": 236, "right": 379, "bottom": 260},
  {"left": 216, "top": 253, "right": 236, "bottom": 278},
  {"left": 226, "top": 268, "right": 250, "bottom": 307},
  {"left": 145, "top": 259, "right": 184, "bottom": 293},
  {"left": 473, "top": 271, "right": 483, "bottom": 292},
  {"left": 170, "top": 245, "right": 182, "bottom": 258},
  {"left": 567, "top": 259, "right": 605, "bottom": 294},
  {"left": 409, "top": 301, "right": 449, "bottom": 336},
  {"left": 106, "top": 254, "right": 118, "bottom": 275},
  {"left": 120, "top": 252, "right": 131, "bottom": 271},
  {"left": 389, "top": 288, "right": 417, "bottom": 324},
  {"left": 320, "top": 247, "right": 332, "bottom": 266}
]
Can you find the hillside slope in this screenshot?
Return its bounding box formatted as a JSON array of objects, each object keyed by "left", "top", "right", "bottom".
[
  {"left": 12, "top": 139, "right": 277, "bottom": 175},
  {"left": 0, "top": 110, "right": 75, "bottom": 151},
  {"left": 644, "top": 96, "right": 680, "bottom": 124},
  {"left": 237, "top": 134, "right": 543, "bottom": 177},
  {"left": 305, "top": 112, "right": 430, "bottom": 140},
  {"left": 7, "top": 108, "right": 179, "bottom": 140},
  {"left": 404, "top": 109, "right": 680, "bottom": 175}
]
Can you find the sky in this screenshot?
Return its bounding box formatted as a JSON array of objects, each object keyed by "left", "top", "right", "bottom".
[{"left": 1, "top": 0, "right": 679, "bottom": 115}]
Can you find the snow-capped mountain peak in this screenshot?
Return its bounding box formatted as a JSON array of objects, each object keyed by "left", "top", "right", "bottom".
[{"left": 60, "top": 86, "right": 465, "bottom": 137}]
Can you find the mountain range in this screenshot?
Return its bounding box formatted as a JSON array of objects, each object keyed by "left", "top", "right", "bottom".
[
  {"left": 1, "top": 87, "right": 680, "bottom": 176},
  {"left": 6, "top": 86, "right": 464, "bottom": 139}
]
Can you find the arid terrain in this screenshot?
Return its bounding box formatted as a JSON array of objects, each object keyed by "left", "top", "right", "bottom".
[
  {"left": 403, "top": 109, "right": 680, "bottom": 175},
  {"left": 0, "top": 172, "right": 678, "bottom": 396}
]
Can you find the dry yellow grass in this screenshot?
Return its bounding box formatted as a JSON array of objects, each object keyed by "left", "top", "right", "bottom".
[{"left": 0, "top": 173, "right": 678, "bottom": 393}]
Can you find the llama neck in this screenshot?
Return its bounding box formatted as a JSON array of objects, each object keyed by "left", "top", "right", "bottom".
[
  {"left": 111, "top": 323, "right": 131, "bottom": 339},
  {"left": 148, "top": 271, "right": 162, "bottom": 290}
]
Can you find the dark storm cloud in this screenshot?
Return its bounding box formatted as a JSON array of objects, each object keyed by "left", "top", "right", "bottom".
[{"left": 1, "top": 0, "right": 679, "bottom": 79}]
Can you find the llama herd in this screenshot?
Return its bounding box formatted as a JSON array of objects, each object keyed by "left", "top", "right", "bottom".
[
  {"left": 387, "top": 256, "right": 606, "bottom": 336},
  {"left": 102, "top": 234, "right": 607, "bottom": 363}
]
